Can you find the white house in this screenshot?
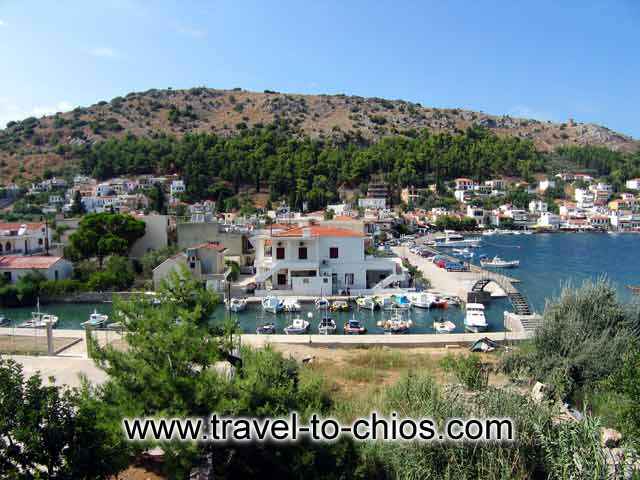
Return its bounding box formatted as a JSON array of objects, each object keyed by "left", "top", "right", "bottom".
[
  {"left": 538, "top": 178, "right": 556, "bottom": 193},
  {"left": 153, "top": 242, "right": 229, "bottom": 291},
  {"left": 170, "top": 180, "right": 186, "bottom": 199},
  {"left": 529, "top": 200, "right": 548, "bottom": 214},
  {"left": 358, "top": 198, "right": 386, "bottom": 209},
  {"left": 252, "top": 225, "right": 406, "bottom": 295},
  {"left": 574, "top": 188, "right": 594, "bottom": 209},
  {"left": 454, "top": 189, "right": 473, "bottom": 203},
  {"left": 0, "top": 222, "right": 51, "bottom": 255},
  {"left": 537, "top": 212, "right": 561, "bottom": 230},
  {"left": 625, "top": 178, "right": 640, "bottom": 191},
  {"left": 454, "top": 178, "right": 475, "bottom": 191},
  {"left": 0, "top": 256, "right": 72, "bottom": 283},
  {"left": 465, "top": 205, "right": 485, "bottom": 225}
]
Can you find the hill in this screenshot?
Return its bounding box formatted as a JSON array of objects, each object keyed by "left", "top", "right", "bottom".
[{"left": 0, "top": 87, "right": 638, "bottom": 181}]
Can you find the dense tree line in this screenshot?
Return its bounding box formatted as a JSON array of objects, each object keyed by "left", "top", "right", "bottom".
[{"left": 79, "top": 123, "right": 550, "bottom": 210}]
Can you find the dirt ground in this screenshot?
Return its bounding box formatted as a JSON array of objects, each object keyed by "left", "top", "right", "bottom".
[{"left": 0, "top": 335, "right": 81, "bottom": 355}]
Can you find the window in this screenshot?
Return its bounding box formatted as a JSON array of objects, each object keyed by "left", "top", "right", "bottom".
[
  {"left": 276, "top": 247, "right": 285, "bottom": 260},
  {"left": 323, "top": 278, "right": 328, "bottom": 283},
  {"left": 344, "top": 273, "right": 354, "bottom": 286},
  {"left": 290, "top": 270, "right": 317, "bottom": 277},
  {"left": 3, "top": 272, "right": 11, "bottom": 283},
  {"left": 189, "top": 262, "right": 196, "bottom": 269},
  {"left": 298, "top": 247, "right": 307, "bottom": 260},
  {"left": 329, "top": 247, "right": 339, "bottom": 259},
  {"left": 54, "top": 270, "right": 59, "bottom": 280}
]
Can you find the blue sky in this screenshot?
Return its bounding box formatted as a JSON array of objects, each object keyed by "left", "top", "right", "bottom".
[{"left": 0, "top": 0, "right": 638, "bottom": 137}]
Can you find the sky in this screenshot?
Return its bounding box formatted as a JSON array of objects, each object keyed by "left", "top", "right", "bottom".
[{"left": 0, "top": 0, "right": 638, "bottom": 137}]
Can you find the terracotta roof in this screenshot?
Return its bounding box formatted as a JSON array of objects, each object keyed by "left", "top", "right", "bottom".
[
  {"left": 193, "top": 242, "right": 227, "bottom": 252},
  {"left": 0, "top": 256, "right": 63, "bottom": 270},
  {"left": 273, "top": 226, "right": 365, "bottom": 238},
  {"left": 0, "top": 222, "right": 45, "bottom": 231},
  {"left": 333, "top": 215, "right": 356, "bottom": 221}
]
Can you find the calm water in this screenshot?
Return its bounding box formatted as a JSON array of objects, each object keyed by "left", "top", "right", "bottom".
[{"left": 1, "top": 233, "right": 637, "bottom": 333}]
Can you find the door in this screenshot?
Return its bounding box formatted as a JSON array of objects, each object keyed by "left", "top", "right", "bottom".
[
  {"left": 277, "top": 273, "right": 287, "bottom": 286},
  {"left": 331, "top": 273, "right": 338, "bottom": 294}
]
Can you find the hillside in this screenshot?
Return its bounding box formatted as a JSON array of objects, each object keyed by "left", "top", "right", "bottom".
[{"left": 0, "top": 87, "right": 638, "bottom": 180}]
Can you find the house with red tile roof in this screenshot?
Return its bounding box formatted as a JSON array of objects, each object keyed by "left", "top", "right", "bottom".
[
  {"left": 152, "top": 242, "right": 230, "bottom": 291},
  {"left": 0, "top": 222, "right": 51, "bottom": 255},
  {"left": 251, "top": 225, "right": 407, "bottom": 295},
  {"left": 0, "top": 256, "right": 72, "bottom": 284}
]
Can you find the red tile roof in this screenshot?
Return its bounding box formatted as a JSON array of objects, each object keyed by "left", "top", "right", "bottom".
[
  {"left": 194, "top": 242, "right": 227, "bottom": 252},
  {"left": 273, "top": 226, "right": 365, "bottom": 238},
  {"left": 0, "top": 256, "right": 63, "bottom": 270},
  {"left": 0, "top": 222, "right": 45, "bottom": 232}
]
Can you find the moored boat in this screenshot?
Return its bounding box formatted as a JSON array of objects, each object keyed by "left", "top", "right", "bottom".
[
  {"left": 376, "top": 295, "right": 395, "bottom": 310},
  {"left": 256, "top": 323, "right": 276, "bottom": 334},
  {"left": 464, "top": 303, "right": 488, "bottom": 333},
  {"left": 262, "top": 296, "right": 284, "bottom": 314},
  {"left": 356, "top": 296, "right": 378, "bottom": 310},
  {"left": 480, "top": 256, "right": 520, "bottom": 268},
  {"left": 409, "top": 292, "right": 435, "bottom": 308},
  {"left": 0, "top": 314, "right": 9, "bottom": 326},
  {"left": 330, "top": 300, "right": 350, "bottom": 312},
  {"left": 315, "top": 297, "right": 330, "bottom": 310},
  {"left": 19, "top": 300, "right": 58, "bottom": 328},
  {"left": 344, "top": 318, "right": 367, "bottom": 334},
  {"left": 283, "top": 297, "right": 302, "bottom": 312},
  {"left": 227, "top": 297, "right": 248, "bottom": 313},
  {"left": 318, "top": 316, "right": 337, "bottom": 335},
  {"left": 627, "top": 285, "right": 640, "bottom": 294},
  {"left": 377, "top": 310, "right": 412, "bottom": 334},
  {"left": 82, "top": 309, "right": 109, "bottom": 328},
  {"left": 284, "top": 318, "right": 310, "bottom": 335},
  {"left": 392, "top": 294, "right": 412, "bottom": 309},
  {"left": 433, "top": 319, "right": 456, "bottom": 333}
]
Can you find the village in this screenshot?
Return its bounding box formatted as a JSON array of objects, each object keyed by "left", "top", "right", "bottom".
[{"left": 1, "top": 171, "right": 640, "bottom": 302}]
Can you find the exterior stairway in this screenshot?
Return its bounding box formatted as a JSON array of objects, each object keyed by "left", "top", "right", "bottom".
[{"left": 372, "top": 273, "right": 405, "bottom": 291}]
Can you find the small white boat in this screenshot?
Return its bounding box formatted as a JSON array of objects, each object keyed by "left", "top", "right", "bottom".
[
  {"left": 315, "top": 297, "right": 330, "bottom": 310},
  {"left": 318, "top": 316, "right": 337, "bottom": 335},
  {"left": 0, "top": 314, "right": 9, "bottom": 326},
  {"left": 283, "top": 297, "right": 301, "bottom": 312},
  {"left": 482, "top": 229, "right": 498, "bottom": 236},
  {"left": 464, "top": 303, "right": 488, "bottom": 333},
  {"left": 82, "top": 309, "right": 109, "bottom": 328},
  {"left": 433, "top": 320, "right": 456, "bottom": 333},
  {"left": 19, "top": 300, "right": 58, "bottom": 328},
  {"left": 409, "top": 292, "right": 435, "bottom": 309},
  {"left": 356, "top": 296, "right": 378, "bottom": 311},
  {"left": 227, "top": 297, "right": 248, "bottom": 313},
  {"left": 284, "top": 318, "right": 310, "bottom": 335},
  {"left": 262, "top": 296, "right": 284, "bottom": 314},
  {"left": 377, "top": 310, "right": 413, "bottom": 334},
  {"left": 480, "top": 256, "right": 520, "bottom": 268}
]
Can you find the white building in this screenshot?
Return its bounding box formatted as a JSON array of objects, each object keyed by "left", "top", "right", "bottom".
[
  {"left": 454, "top": 178, "right": 475, "bottom": 191},
  {"left": 0, "top": 256, "right": 72, "bottom": 283},
  {"left": 96, "top": 183, "right": 114, "bottom": 197},
  {"left": 0, "top": 222, "right": 51, "bottom": 255},
  {"left": 574, "top": 188, "right": 594, "bottom": 209},
  {"left": 537, "top": 212, "right": 561, "bottom": 230},
  {"left": 529, "top": 200, "right": 548, "bottom": 214},
  {"left": 170, "top": 180, "right": 186, "bottom": 199},
  {"left": 625, "top": 178, "right": 640, "bottom": 191},
  {"left": 252, "top": 225, "right": 406, "bottom": 295},
  {"left": 153, "top": 242, "right": 229, "bottom": 291},
  {"left": 454, "top": 189, "right": 473, "bottom": 203},
  {"left": 538, "top": 178, "right": 556, "bottom": 193},
  {"left": 358, "top": 197, "right": 386, "bottom": 209},
  {"left": 466, "top": 205, "right": 485, "bottom": 225}
]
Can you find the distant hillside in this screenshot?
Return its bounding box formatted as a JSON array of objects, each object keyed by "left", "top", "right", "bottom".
[{"left": 0, "top": 87, "right": 638, "bottom": 180}]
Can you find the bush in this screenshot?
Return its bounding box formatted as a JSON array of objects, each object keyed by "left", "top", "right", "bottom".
[
  {"left": 87, "top": 256, "right": 135, "bottom": 291},
  {"left": 440, "top": 353, "right": 488, "bottom": 391}
]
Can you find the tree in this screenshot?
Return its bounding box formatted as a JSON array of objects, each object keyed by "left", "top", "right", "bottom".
[
  {"left": 150, "top": 182, "right": 166, "bottom": 214},
  {"left": 324, "top": 208, "right": 335, "bottom": 220},
  {"left": 87, "top": 256, "right": 135, "bottom": 291},
  {"left": 65, "top": 213, "right": 145, "bottom": 267},
  {"left": 70, "top": 189, "right": 85, "bottom": 216},
  {"left": 0, "top": 358, "right": 130, "bottom": 478}
]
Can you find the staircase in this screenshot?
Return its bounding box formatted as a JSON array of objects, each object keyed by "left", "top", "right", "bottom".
[
  {"left": 471, "top": 275, "right": 533, "bottom": 316},
  {"left": 508, "top": 291, "right": 532, "bottom": 315},
  {"left": 372, "top": 273, "right": 405, "bottom": 291}
]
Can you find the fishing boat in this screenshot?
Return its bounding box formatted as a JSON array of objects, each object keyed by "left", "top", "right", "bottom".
[
  {"left": 330, "top": 300, "right": 350, "bottom": 312},
  {"left": 19, "top": 299, "right": 58, "bottom": 328},
  {"left": 377, "top": 310, "right": 412, "bottom": 334},
  {"left": 283, "top": 297, "right": 302, "bottom": 312},
  {"left": 464, "top": 303, "right": 488, "bottom": 333},
  {"left": 227, "top": 297, "right": 248, "bottom": 313},
  {"left": 431, "top": 295, "right": 448, "bottom": 308},
  {"left": 256, "top": 323, "right": 276, "bottom": 334},
  {"left": 315, "top": 297, "right": 330, "bottom": 310},
  {"left": 392, "top": 294, "right": 412, "bottom": 309},
  {"left": 376, "top": 295, "right": 395, "bottom": 310},
  {"left": 409, "top": 292, "right": 434, "bottom": 309},
  {"left": 433, "top": 319, "right": 456, "bottom": 333},
  {"left": 627, "top": 285, "right": 640, "bottom": 294},
  {"left": 482, "top": 229, "right": 498, "bottom": 236},
  {"left": 284, "top": 317, "right": 310, "bottom": 335},
  {"left": 318, "top": 316, "right": 337, "bottom": 335},
  {"left": 344, "top": 317, "right": 367, "bottom": 334},
  {"left": 356, "top": 296, "right": 378, "bottom": 310},
  {"left": 262, "top": 296, "right": 284, "bottom": 314},
  {"left": 82, "top": 309, "right": 109, "bottom": 328},
  {"left": 480, "top": 256, "right": 520, "bottom": 268}
]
